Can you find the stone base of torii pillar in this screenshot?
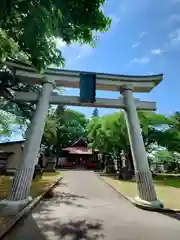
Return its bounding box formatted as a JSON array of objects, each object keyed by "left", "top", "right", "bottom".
[
  {"left": 134, "top": 196, "right": 163, "bottom": 209},
  {"left": 0, "top": 197, "right": 32, "bottom": 216}
]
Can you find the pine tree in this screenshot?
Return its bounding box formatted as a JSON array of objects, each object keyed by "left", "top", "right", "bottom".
[{"left": 92, "top": 108, "right": 99, "bottom": 117}]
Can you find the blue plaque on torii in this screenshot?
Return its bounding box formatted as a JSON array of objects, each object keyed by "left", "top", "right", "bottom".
[{"left": 79, "top": 73, "right": 96, "bottom": 103}]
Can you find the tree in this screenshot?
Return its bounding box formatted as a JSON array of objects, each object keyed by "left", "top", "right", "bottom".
[
  {"left": 0, "top": 109, "right": 19, "bottom": 139},
  {"left": 0, "top": 0, "right": 111, "bottom": 70},
  {"left": 92, "top": 108, "right": 99, "bottom": 118},
  {"left": 152, "top": 149, "right": 180, "bottom": 173},
  {"left": 0, "top": 1, "right": 111, "bottom": 135},
  {"left": 88, "top": 111, "right": 129, "bottom": 173},
  {"left": 0, "top": 84, "right": 42, "bottom": 120},
  {"left": 42, "top": 107, "right": 89, "bottom": 157},
  {"left": 0, "top": 111, "right": 12, "bottom": 138},
  {"left": 138, "top": 111, "right": 173, "bottom": 153},
  {"left": 0, "top": 86, "right": 63, "bottom": 142},
  {"left": 159, "top": 111, "right": 180, "bottom": 153},
  {"left": 87, "top": 110, "right": 174, "bottom": 174}
]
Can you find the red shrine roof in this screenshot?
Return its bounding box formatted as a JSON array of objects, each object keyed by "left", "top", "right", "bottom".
[
  {"left": 63, "top": 147, "right": 92, "bottom": 155},
  {"left": 63, "top": 139, "right": 94, "bottom": 155}
]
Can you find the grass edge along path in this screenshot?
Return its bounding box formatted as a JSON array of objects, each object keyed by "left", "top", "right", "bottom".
[
  {"left": 0, "top": 171, "right": 61, "bottom": 200},
  {"left": 102, "top": 176, "right": 180, "bottom": 210},
  {"left": 0, "top": 171, "right": 62, "bottom": 235}
]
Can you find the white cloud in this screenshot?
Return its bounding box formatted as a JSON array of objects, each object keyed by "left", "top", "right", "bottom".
[
  {"left": 132, "top": 42, "right": 140, "bottom": 48},
  {"left": 150, "top": 48, "right": 164, "bottom": 55},
  {"left": 139, "top": 31, "right": 147, "bottom": 38},
  {"left": 56, "top": 42, "right": 94, "bottom": 68},
  {"left": 131, "top": 57, "right": 150, "bottom": 64},
  {"left": 76, "top": 45, "right": 93, "bottom": 60},
  {"left": 169, "top": 28, "right": 180, "bottom": 43},
  {"left": 109, "top": 14, "right": 121, "bottom": 25},
  {"left": 112, "top": 16, "right": 121, "bottom": 24},
  {"left": 147, "top": 72, "right": 154, "bottom": 75},
  {"left": 172, "top": 0, "right": 180, "bottom": 3},
  {"left": 168, "top": 14, "right": 180, "bottom": 22},
  {"left": 55, "top": 38, "right": 67, "bottom": 49},
  {"left": 163, "top": 28, "right": 180, "bottom": 52}
]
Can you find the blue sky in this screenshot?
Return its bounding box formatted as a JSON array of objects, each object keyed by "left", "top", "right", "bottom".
[{"left": 57, "top": 0, "right": 180, "bottom": 118}]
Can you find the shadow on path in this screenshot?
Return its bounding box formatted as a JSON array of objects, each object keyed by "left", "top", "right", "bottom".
[
  {"left": 37, "top": 217, "right": 104, "bottom": 240},
  {"left": 161, "top": 212, "right": 180, "bottom": 222},
  {"left": 57, "top": 220, "right": 104, "bottom": 239},
  {"left": 37, "top": 193, "right": 104, "bottom": 239},
  {"left": 43, "top": 191, "right": 88, "bottom": 208},
  {"left": 3, "top": 191, "right": 104, "bottom": 240},
  {"left": 5, "top": 171, "right": 180, "bottom": 240},
  {"left": 3, "top": 215, "right": 104, "bottom": 240}
]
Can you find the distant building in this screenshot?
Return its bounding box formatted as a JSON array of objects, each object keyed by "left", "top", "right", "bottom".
[
  {"left": 58, "top": 138, "right": 99, "bottom": 169},
  {"left": 0, "top": 140, "right": 24, "bottom": 172}
]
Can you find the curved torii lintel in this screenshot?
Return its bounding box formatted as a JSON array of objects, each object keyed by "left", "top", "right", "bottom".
[{"left": 6, "top": 59, "right": 163, "bottom": 93}]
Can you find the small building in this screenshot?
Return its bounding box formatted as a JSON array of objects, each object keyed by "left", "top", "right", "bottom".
[
  {"left": 0, "top": 140, "right": 24, "bottom": 172},
  {"left": 0, "top": 140, "right": 49, "bottom": 172},
  {"left": 58, "top": 138, "right": 99, "bottom": 169}
]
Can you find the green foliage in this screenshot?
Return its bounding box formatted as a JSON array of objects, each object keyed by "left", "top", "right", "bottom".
[
  {"left": 1, "top": 85, "right": 41, "bottom": 119},
  {"left": 138, "top": 111, "right": 173, "bottom": 153},
  {"left": 1, "top": 87, "right": 63, "bottom": 138},
  {"left": 152, "top": 149, "right": 180, "bottom": 173},
  {"left": 87, "top": 110, "right": 177, "bottom": 174},
  {"left": 157, "top": 112, "right": 180, "bottom": 153},
  {"left": 88, "top": 111, "right": 175, "bottom": 156},
  {"left": 0, "top": 0, "right": 111, "bottom": 132},
  {"left": 0, "top": 0, "right": 111, "bottom": 70},
  {"left": 42, "top": 107, "right": 89, "bottom": 153},
  {"left": 152, "top": 149, "right": 174, "bottom": 164},
  {"left": 0, "top": 109, "right": 19, "bottom": 138},
  {"left": 0, "top": 111, "right": 12, "bottom": 137},
  {"left": 88, "top": 111, "right": 129, "bottom": 154}
]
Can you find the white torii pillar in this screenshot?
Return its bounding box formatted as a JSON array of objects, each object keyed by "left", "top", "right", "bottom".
[
  {"left": 0, "top": 77, "right": 55, "bottom": 215},
  {"left": 120, "top": 85, "right": 163, "bottom": 208}
]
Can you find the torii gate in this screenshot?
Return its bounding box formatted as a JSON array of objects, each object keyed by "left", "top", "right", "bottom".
[{"left": 0, "top": 60, "right": 163, "bottom": 214}]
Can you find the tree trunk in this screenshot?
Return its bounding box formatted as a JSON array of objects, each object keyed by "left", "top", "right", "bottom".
[{"left": 104, "top": 154, "right": 116, "bottom": 173}]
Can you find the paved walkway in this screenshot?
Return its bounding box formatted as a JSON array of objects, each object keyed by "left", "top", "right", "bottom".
[{"left": 3, "top": 170, "right": 180, "bottom": 239}]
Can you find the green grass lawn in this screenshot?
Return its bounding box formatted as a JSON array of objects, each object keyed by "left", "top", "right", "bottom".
[
  {"left": 102, "top": 174, "right": 180, "bottom": 210},
  {"left": 0, "top": 171, "right": 61, "bottom": 200},
  {"left": 0, "top": 172, "right": 62, "bottom": 232},
  {"left": 0, "top": 171, "right": 62, "bottom": 233}
]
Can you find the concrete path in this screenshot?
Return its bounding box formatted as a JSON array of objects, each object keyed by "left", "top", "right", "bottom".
[{"left": 3, "top": 170, "right": 180, "bottom": 239}]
